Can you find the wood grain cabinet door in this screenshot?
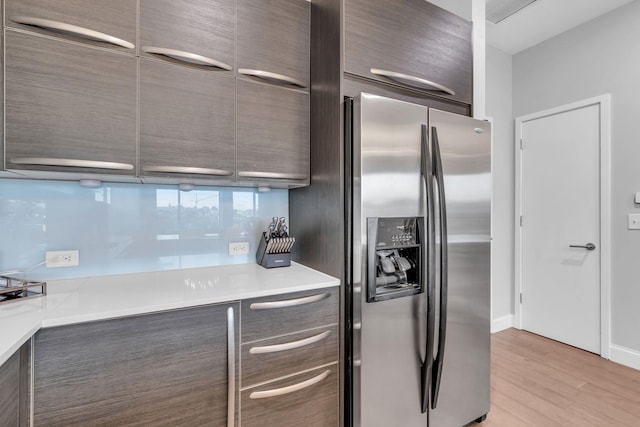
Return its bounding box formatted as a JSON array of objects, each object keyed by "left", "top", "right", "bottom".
[
  {"left": 4, "top": 0, "right": 136, "bottom": 53},
  {"left": 236, "top": 80, "right": 310, "bottom": 186},
  {"left": 33, "top": 303, "right": 239, "bottom": 427},
  {"left": 0, "top": 341, "right": 30, "bottom": 427},
  {"left": 344, "top": 0, "right": 473, "bottom": 104},
  {"left": 4, "top": 31, "right": 137, "bottom": 176},
  {"left": 140, "top": 0, "right": 235, "bottom": 71},
  {"left": 139, "top": 59, "right": 236, "bottom": 182},
  {"left": 237, "top": 0, "right": 310, "bottom": 90}
]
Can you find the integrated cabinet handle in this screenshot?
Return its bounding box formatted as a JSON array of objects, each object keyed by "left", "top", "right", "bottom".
[
  {"left": 249, "top": 330, "right": 331, "bottom": 354},
  {"left": 250, "top": 292, "right": 330, "bottom": 310},
  {"left": 369, "top": 68, "right": 456, "bottom": 96},
  {"left": 238, "top": 68, "right": 306, "bottom": 88},
  {"left": 238, "top": 171, "right": 307, "bottom": 181},
  {"left": 249, "top": 369, "right": 330, "bottom": 399},
  {"left": 10, "top": 157, "right": 134, "bottom": 171},
  {"left": 142, "top": 165, "right": 233, "bottom": 176},
  {"left": 11, "top": 16, "right": 135, "bottom": 49},
  {"left": 142, "top": 46, "right": 232, "bottom": 70},
  {"left": 227, "top": 307, "right": 235, "bottom": 427}
]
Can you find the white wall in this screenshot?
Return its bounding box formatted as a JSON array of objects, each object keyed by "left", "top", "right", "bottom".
[
  {"left": 485, "top": 45, "right": 514, "bottom": 331},
  {"left": 512, "top": 0, "right": 640, "bottom": 360}
]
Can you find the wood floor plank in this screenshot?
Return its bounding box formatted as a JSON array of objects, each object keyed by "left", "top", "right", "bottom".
[
  {"left": 492, "top": 363, "right": 576, "bottom": 409},
  {"left": 490, "top": 389, "right": 566, "bottom": 427},
  {"left": 476, "top": 329, "right": 640, "bottom": 427},
  {"left": 491, "top": 352, "right": 583, "bottom": 405},
  {"left": 479, "top": 398, "right": 531, "bottom": 427}
]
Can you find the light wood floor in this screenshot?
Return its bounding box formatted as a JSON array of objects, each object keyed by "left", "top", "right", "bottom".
[{"left": 476, "top": 328, "right": 640, "bottom": 426}]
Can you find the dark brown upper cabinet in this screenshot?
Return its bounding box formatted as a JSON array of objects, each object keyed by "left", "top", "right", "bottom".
[
  {"left": 139, "top": 0, "right": 235, "bottom": 71},
  {"left": 344, "top": 0, "right": 473, "bottom": 104},
  {"left": 4, "top": 31, "right": 137, "bottom": 177},
  {"left": 236, "top": 79, "right": 310, "bottom": 186},
  {"left": 237, "top": 0, "right": 310, "bottom": 90},
  {"left": 5, "top": 0, "right": 136, "bottom": 53},
  {"left": 139, "top": 59, "right": 236, "bottom": 184}
]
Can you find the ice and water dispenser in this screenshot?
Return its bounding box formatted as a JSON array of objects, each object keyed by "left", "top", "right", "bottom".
[{"left": 366, "top": 217, "right": 424, "bottom": 302}]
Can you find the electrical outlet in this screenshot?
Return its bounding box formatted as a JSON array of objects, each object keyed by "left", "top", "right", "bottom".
[
  {"left": 46, "top": 250, "right": 80, "bottom": 268},
  {"left": 229, "top": 242, "right": 250, "bottom": 256},
  {"left": 628, "top": 214, "right": 640, "bottom": 230}
]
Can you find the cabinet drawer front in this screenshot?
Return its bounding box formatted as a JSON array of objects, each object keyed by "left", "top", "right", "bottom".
[
  {"left": 241, "top": 365, "right": 338, "bottom": 427},
  {"left": 241, "top": 289, "right": 338, "bottom": 342},
  {"left": 237, "top": 0, "right": 309, "bottom": 89},
  {"left": 140, "top": 0, "right": 235, "bottom": 69},
  {"left": 5, "top": 0, "right": 136, "bottom": 52},
  {"left": 34, "top": 303, "right": 239, "bottom": 427},
  {"left": 236, "top": 80, "right": 310, "bottom": 184},
  {"left": 344, "top": 0, "right": 472, "bottom": 104},
  {"left": 242, "top": 325, "right": 338, "bottom": 387},
  {"left": 5, "top": 31, "right": 137, "bottom": 175},
  {"left": 140, "top": 59, "right": 236, "bottom": 180}
]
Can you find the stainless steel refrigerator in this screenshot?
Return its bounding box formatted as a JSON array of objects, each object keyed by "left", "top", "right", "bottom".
[{"left": 345, "top": 93, "right": 491, "bottom": 426}]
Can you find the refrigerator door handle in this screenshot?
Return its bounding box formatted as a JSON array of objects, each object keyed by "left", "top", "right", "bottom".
[
  {"left": 344, "top": 97, "right": 355, "bottom": 427},
  {"left": 431, "top": 125, "right": 449, "bottom": 409},
  {"left": 420, "top": 124, "right": 437, "bottom": 414}
]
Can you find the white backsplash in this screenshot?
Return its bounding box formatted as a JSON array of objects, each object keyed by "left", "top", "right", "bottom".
[{"left": 0, "top": 179, "right": 288, "bottom": 280}]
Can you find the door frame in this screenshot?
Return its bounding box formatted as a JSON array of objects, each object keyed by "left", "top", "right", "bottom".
[{"left": 514, "top": 95, "right": 611, "bottom": 358}]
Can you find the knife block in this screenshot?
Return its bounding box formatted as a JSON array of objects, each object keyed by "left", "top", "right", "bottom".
[{"left": 256, "top": 232, "right": 293, "bottom": 268}]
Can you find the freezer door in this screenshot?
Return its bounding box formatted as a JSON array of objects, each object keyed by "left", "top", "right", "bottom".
[
  {"left": 353, "top": 93, "right": 429, "bottom": 427},
  {"left": 428, "top": 109, "right": 491, "bottom": 426}
]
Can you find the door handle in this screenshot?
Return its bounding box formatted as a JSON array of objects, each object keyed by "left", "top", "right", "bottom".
[
  {"left": 227, "top": 307, "right": 235, "bottom": 427},
  {"left": 569, "top": 243, "right": 596, "bottom": 251}
]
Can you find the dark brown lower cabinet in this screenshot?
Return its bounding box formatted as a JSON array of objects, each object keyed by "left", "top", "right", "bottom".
[
  {"left": 0, "top": 340, "right": 30, "bottom": 427},
  {"left": 241, "top": 364, "right": 338, "bottom": 426},
  {"left": 239, "top": 289, "right": 339, "bottom": 426},
  {"left": 33, "top": 303, "right": 239, "bottom": 427}
]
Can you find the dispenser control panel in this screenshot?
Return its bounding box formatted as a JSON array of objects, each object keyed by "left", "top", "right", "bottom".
[{"left": 375, "top": 218, "right": 419, "bottom": 247}]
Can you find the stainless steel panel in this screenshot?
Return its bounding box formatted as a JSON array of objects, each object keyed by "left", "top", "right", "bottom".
[
  {"left": 358, "top": 94, "right": 425, "bottom": 219},
  {"left": 431, "top": 242, "right": 490, "bottom": 426},
  {"left": 359, "top": 295, "right": 428, "bottom": 426},
  {"left": 354, "top": 93, "right": 429, "bottom": 426},
  {"left": 428, "top": 110, "right": 491, "bottom": 242},
  {"left": 428, "top": 109, "right": 491, "bottom": 426}
]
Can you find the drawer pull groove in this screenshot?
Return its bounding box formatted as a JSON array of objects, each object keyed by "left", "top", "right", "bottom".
[
  {"left": 11, "top": 16, "right": 135, "bottom": 49},
  {"left": 369, "top": 68, "right": 455, "bottom": 96},
  {"left": 249, "top": 292, "right": 330, "bottom": 310},
  {"left": 249, "top": 369, "right": 330, "bottom": 399},
  {"left": 250, "top": 330, "right": 331, "bottom": 354},
  {"left": 238, "top": 68, "right": 306, "bottom": 88},
  {"left": 142, "top": 46, "right": 232, "bottom": 70},
  {"left": 142, "top": 165, "right": 233, "bottom": 176},
  {"left": 238, "top": 171, "right": 307, "bottom": 181},
  {"left": 10, "top": 157, "right": 134, "bottom": 171}
]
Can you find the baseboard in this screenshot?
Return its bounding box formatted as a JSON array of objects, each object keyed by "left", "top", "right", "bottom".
[
  {"left": 491, "top": 314, "right": 514, "bottom": 333},
  {"left": 610, "top": 344, "right": 640, "bottom": 371}
]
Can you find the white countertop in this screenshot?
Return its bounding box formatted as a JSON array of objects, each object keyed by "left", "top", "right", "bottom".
[{"left": 1, "top": 262, "right": 339, "bottom": 366}]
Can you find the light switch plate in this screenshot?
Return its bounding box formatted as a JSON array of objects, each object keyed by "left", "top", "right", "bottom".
[
  {"left": 635, "top": 192, "right": 640, "bottom": 204},
  {"left": 628, "top": 214, "right": 640, "bottom": 230}
]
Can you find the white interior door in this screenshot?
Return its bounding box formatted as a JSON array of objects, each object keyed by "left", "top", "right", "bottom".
[{"left": 519, "top": 103, "right": 601, "bottom": 354}]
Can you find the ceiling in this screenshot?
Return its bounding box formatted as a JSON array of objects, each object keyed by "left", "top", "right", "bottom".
[{"left": 486, "top": 0, "right": 637, "bottom": 54}]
